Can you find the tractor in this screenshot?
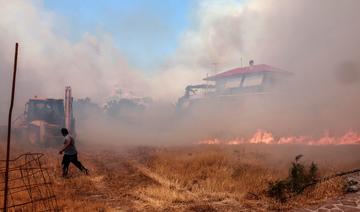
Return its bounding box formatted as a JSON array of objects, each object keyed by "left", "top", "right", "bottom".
[{"left": 12, "top": 87, "right": 75, "bottom": 146}]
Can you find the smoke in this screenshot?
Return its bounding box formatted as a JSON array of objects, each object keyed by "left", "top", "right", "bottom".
[
  {"left": 156, "top": 0, "right": 360, "bottom": 138},
  {"left": 0, "top": 0, "right": 148, "bottom": 124},
  {"left": 1, "top": 0, "right": 360, "bottom": 144}
]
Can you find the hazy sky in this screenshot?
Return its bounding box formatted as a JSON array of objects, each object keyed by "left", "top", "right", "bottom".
[
  {"left": 43, "top": 0, "right": 193, "bottom": 70},
  {"left": 1, "top": 0, "right": 360, "bottom": 137}
]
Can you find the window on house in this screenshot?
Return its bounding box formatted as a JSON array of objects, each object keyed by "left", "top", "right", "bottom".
[
  {"left": 242, "top": 74, "right": 264, "bottom": 87},
  {"left": 224, "top": 77, "right": 243, "bottom": 89}
]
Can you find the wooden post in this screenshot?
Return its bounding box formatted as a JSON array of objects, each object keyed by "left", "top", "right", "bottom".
[{"left": 3, "top": 43, "right": 19, "bottom": 211}]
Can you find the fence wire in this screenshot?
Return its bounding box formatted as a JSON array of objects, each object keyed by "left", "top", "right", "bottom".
[{"left": 0, "top": 153, "right": 59, "bottom": 211}]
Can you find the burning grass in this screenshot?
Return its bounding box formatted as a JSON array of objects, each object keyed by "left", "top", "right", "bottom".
[{"left": 199, "top": 129, "right": 360, "bottom": 145}]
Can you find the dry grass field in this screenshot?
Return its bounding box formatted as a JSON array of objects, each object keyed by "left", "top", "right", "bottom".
[{"left": 1, "top": 142, "right": 360, "bottom": 211}]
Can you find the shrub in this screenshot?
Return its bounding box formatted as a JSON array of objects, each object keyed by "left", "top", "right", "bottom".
[
  {"left": 267, "top": 155, "right": 319, "bottom": 202},
  {"left": 267, "top": 180, "right": 289, "bottom": 202}
]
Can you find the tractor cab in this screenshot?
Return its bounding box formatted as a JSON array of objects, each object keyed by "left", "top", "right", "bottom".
[
  {"left": 25, "top": 98, "right": 65, "bottom": 126},
  {"left": 18, "top": 87, "right": 76, "bottom": 145}
]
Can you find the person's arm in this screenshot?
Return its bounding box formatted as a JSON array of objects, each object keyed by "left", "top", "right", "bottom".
[{"left": 59, "top": 138, "right": 71, "bottom": 154}]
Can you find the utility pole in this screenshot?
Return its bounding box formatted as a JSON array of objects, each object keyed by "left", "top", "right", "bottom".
[{"left": 3, "top": 43, "right": 19, "bottom": 211}]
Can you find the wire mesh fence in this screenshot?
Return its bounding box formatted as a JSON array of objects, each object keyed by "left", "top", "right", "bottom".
[{"left": 0, "top": 153, "right": 59, "bottom": 211}]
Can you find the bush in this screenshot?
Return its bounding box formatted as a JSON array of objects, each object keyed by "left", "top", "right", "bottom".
[
  {"left": 267, "top": 180, "right": 289, "bottom": 202},
  {"left": 267, "top": 155, "right": 319, "bottom": 202}
]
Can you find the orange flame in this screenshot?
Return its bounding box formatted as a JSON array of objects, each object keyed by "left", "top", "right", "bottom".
[
  {"left": 198, "top": 129, "right": 360, "bottom": 145},
  {"left": 249, "top": 130, "right": 274, "bottom": 144},
  {"left": 198, "top": 138, "right": 221, "bottom": 145}
]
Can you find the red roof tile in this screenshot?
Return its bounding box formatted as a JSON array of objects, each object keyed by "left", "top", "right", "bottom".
[{"left": 204, "top": 64, "right": 291, "bottom": 81}]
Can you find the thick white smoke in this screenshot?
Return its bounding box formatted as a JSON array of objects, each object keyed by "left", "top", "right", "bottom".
[
  {"left": 156, "top": 0, "right": 360, "bottom": 136},
  {"left": 1, "top": 0, "right": 360, "bottom": 142},
  {"left": 0, "top": 0, "right": 148, "bottom": 125}
]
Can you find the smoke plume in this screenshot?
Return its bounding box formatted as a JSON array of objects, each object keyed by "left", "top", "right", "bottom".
[{"left": 1, "top": 0, "right": 360, "bottom": 144}]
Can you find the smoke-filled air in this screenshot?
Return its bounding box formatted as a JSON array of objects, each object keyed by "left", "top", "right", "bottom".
[
  {"left": 1, "top": 0, "right": 360, "bottom": 145},
  {"left": 2, "top": 0, "right": 360, "bottom": 211}
]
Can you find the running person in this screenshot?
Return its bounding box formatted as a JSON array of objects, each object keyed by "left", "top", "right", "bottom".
[{"left": 59, "top": 128, "right": 88, "bottom": 177}]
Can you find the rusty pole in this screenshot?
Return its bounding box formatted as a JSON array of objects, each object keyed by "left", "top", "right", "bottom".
[{"left": 3, "top": 43, "right": 19, "bottom": 211}]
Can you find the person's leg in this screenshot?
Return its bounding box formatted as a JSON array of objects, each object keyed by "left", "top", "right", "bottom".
[
  {"left": 61, "top": 155, "right": 71, "bottom": 177},
  {"left": 70, "top": 154, "right": 88, "bottom": 174}
]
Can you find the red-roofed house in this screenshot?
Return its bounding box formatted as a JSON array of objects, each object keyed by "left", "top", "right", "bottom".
[
  {"left": 204, "top": 63, "right": 292, "bottom": 95},
  {"left": 176, "top": 63, "right": 292, "bottom": 109},
  {"left": 204, "top": 64, "right": 291, "bottom": 81}
]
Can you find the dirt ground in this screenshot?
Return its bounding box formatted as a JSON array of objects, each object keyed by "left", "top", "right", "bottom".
[{"left": 2, "top": 143, "right": 360, "bottom": 211}]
